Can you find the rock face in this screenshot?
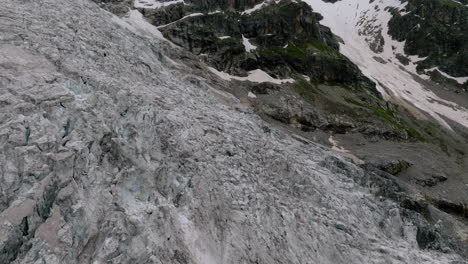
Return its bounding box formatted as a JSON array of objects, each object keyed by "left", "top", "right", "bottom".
[
  {"left": 147, "top": 0, "right": 376, "bottom": 90},
  {"left": 1, "top": 0, "right": 467, "bottom": 263},
  {"left": 375, "top": 160, "right": 413, "bottom": 176},
  {"left": 388, "top": 0, "right": 468, "bottom": 77}
]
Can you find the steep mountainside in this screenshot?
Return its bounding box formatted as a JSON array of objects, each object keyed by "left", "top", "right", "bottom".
[
  {"left": 388, "top": 0, "right": 468, "bottom": 79},
  {"left": 124, "top": 0, "right": 468, "bottom": 207},
  {"left": 101, "top": 0, "right": 468, "bottom": 258},
  {"left": 1, "top": 0, "right": 468, "bottom": 263}
]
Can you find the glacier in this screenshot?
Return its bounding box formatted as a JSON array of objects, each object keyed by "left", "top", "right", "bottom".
[{"left": 0, "top": 0, "right": 466, "bottom": 263}]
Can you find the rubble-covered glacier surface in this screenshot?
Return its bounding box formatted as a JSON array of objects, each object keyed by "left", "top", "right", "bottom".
[{"left": 0, "top": 0, "right": 466, "bottom": 263}]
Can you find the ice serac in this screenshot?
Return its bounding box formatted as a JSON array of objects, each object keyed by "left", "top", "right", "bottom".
[
  {"left": 303, "top": 0, "right": 468, "bottom": 130},
  {"left": 0, "top": 0, "right": 466, "bottom": 263}
]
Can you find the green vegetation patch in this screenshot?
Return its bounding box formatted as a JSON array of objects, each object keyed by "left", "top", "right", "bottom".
[{"left": 260, "top": 41, "right": 344, "bottom": 60}]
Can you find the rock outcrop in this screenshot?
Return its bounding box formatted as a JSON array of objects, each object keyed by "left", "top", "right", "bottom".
[
  {"left": 388, "top": 0, "right": 468, "bottom": 77},
  {"left": 144, "top": 0, "right": 376, "bottom": 90}
]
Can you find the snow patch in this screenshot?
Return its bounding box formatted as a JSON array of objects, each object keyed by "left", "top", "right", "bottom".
[
  {"left": 242, "top": 1, "right": 268, "bottom": 15},
  {"left": 449, "top": 0, "right": 464, "bottom": 5},
  {"left": 241, "top": 0, "right": 282, "bottom": 15},
  {"left": 328, "top": 136, "right": 363, "bottom": 164},
  {"left": 157, "top": 13, "right": 204, "bottom": 28},
  {"left": 134, "top": 0, "right": 184, "bottom": 9},
  {"left": 328, "top": 136, "right": 349, "bottom": 153},
  {"left": 208, "top": 67, "right": 294, "bottom": 84},
  {"left": 208, "top": 10, "right": 222, "bottom": 15},
  {"left": 242, "top": 35, "right": 257, "bottom": 52},
  {"left": 156, "top": 11, "right": 221, "bottom": 29}
]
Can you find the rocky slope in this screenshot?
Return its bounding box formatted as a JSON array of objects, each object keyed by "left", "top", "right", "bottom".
[
  {"left": 301, "top": 0, "right": 468, "bottom": 216},
  {"left": 130, "top": 0, "right": 430, "bottom": 139}
]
